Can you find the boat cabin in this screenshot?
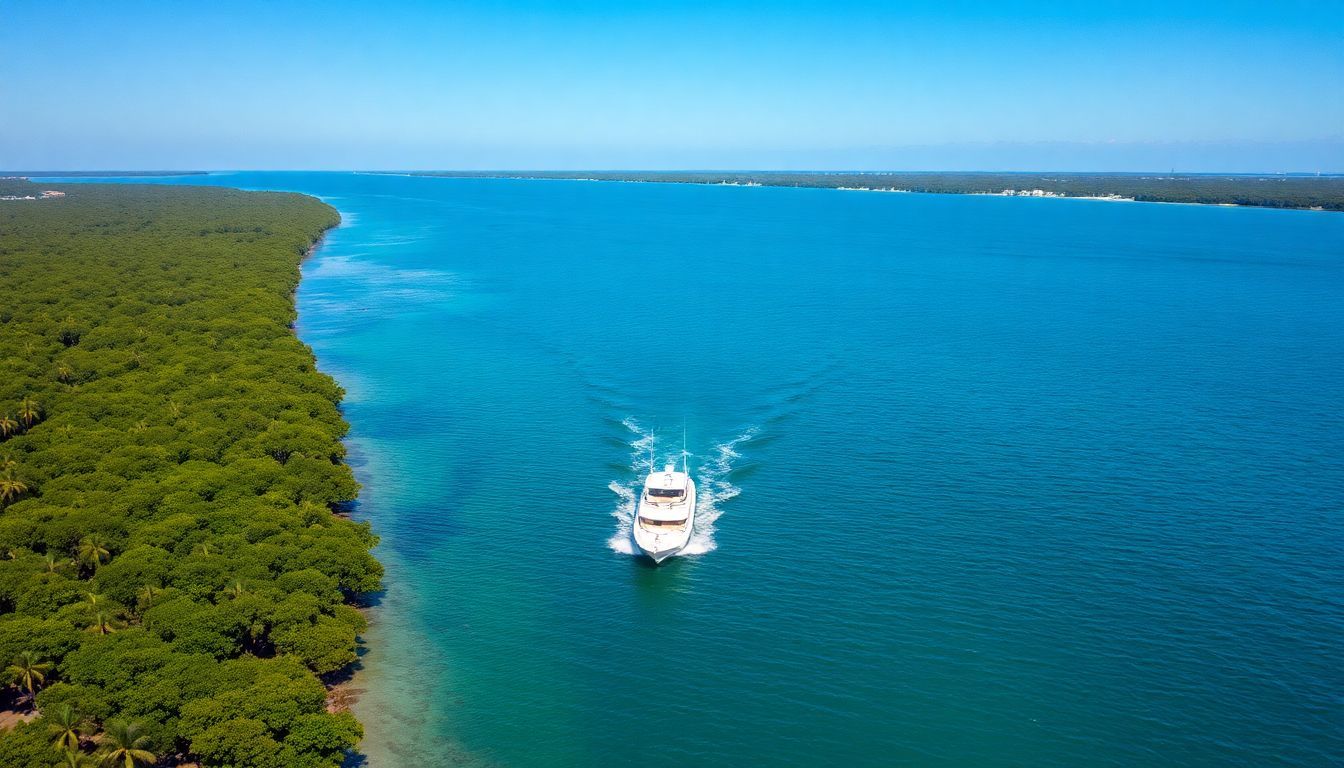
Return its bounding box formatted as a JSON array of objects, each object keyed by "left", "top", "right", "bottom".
[
  {"left": 642, "top": 468, "right": 689, "bottom": 506},
  {"left": 637, "top": 467, "right": 691, "bottom": 530}
]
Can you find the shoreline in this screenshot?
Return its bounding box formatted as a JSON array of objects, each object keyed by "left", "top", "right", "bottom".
[
  {"left": 290, "top": 227, "right": 483, "bottom": 768},
  {"left": 22, "top": 172, "right": 1340, "bottom": 212},
  {"left": 291, "top": 209, "right": 390, "bottom": 766},
  {"left": 294, "top": 215, "right": 363, "bottom": 710},
  {"left": 375, "top": 171, "right": 1344, "bottom": 212}
]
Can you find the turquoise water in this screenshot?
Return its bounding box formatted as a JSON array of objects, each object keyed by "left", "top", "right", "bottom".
[{"left": 54, "top": 173, "right": 1343, "bottom": 766}]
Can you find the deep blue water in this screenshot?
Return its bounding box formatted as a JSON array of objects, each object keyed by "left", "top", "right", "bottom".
[{"left": 49, "top": 173, "right": 1344, "bottom": 766}]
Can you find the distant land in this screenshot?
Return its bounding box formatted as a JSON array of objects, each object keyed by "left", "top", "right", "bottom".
[
  {"left": 4, "top": 170, "right": 207, "bottom": 178},
  {"left": 383, "top": 171, "right": 1344, "bottom": 212}
]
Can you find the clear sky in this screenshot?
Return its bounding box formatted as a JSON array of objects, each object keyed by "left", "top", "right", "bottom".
[{"left": 3, "top": 0, "right": 1341, "bottom": 171}]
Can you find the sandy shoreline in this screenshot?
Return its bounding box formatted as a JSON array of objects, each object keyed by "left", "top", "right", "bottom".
[
  {"left": 326, "top": 680, "right": 365, "bottom": 714},
  {"left": 380, "top": 172, "right": 1342, "bottom": 212},
  {"left": 294, "top": 209, "right": 382, "bottom": 759}
]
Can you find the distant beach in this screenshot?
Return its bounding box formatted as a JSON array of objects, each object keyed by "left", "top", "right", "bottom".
[{"left": 376, "top": 170, "right": 1344, "bottom": 211}]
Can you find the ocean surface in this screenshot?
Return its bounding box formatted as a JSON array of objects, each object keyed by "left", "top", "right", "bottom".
[{"left": 50, "top": 173, "right": 1344, "bottom": 767}]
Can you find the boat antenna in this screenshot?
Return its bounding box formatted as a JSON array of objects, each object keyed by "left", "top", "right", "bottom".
[{"left": 682, "top": 420, "right": 688, "bottom": 474}]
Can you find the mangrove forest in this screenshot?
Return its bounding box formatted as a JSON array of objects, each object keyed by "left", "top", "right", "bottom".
[{"left": 0, "top": 178, "right": 380, "bottom": 767}]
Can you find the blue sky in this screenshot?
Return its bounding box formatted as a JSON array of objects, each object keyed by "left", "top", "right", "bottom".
[{"left": 2, "top": 0, "right": 1341, "bottom": 171}]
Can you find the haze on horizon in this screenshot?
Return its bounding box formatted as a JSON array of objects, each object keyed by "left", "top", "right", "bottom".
[{"left": 3, "top": 0, "right": 1341, "bottom": 173}]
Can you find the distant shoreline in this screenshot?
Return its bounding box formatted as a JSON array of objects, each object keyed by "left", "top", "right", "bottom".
[
  {"left": 3, "top": 170, "right": 207, "bottom": 177},
  {"left": 375, "top": 170, "right": 1344, "bottom": 212},
  {"left": 12, "top": 170, "right": 1339, "bottom": 212}
]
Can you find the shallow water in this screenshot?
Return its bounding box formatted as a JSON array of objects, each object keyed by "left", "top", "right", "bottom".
[{"left": 52, "top": 173, "right": 1344, "bottom": 766}]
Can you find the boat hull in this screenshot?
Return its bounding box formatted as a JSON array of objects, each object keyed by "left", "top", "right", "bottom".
[{"left": 632, "top": 479, "right": 696, "bottom": 564}]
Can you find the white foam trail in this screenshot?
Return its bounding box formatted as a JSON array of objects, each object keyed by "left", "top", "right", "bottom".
[
  {"left": 682, "top": 426, "right": 757, "bottom": 556},
  {"left": 608, "top": 419, "right": 757, "bottom": 558},
  {"left": 607, "top": 417, "right": 653, "bottom": 555},
  {"left": 606, "top": 480, "right": 637, "bottom": 555},
  {"left": 624, "top": 417, "right": 657, "bottom": 472}
]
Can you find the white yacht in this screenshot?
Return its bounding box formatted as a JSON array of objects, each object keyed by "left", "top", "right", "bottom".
[{"left": 632, "top": 462, "right": 696, "bottom": 564}]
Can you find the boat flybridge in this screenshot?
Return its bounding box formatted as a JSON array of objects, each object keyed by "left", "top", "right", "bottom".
[{"left": 632, "top": 458, "right": 697, "bottom": 564}]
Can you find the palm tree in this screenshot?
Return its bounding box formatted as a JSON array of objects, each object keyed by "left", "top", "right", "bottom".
[
  {"left": 18, "top": 397, "right": 41, "bottom": 428},
  {"left": 76, "top": 535, "right": 110, "bottom": 571},
  {"left": 48, "top": 703, "right": 89, "bottom": 751},
  {"left": 135, "top": 584, "right": 162, "bottom": 612},
  {"left": 96, "top": 720, "right": 155, "bottom": 768},
  {"left": 0, "top": 414, "right": 16, "bottom": 438},
  {"left": 55, "top": 361, "right": 74, "bottom": 384},
  {"left": 44, "top": 551, "right": 66, "bottom": 573},
  {"left": 60, "top": 749, "right": 95, "bottom": 768},
  {"left": 86, "top": 610, "right": 122, "bottom": 635},
  {"left": 193, "top": 543, "right": 212, "bottom": 556},
  {"left": 223, "top": 580, "right": 246, "bottom": 599},
  {"left": 0, "top": 467, "right": 28, "bottom": 506},
  {"left": 6, "top": 651, "right": 52, "bottom": 701}
]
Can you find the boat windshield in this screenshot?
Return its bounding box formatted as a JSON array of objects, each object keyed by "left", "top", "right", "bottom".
[
  {"left": 639, "top": 516, "right": 686, "bottom": 528},
  {"left": 647, "top": 488, "right": 685, "bottom": 499}
]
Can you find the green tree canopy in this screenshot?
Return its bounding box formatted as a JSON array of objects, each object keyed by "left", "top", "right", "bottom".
[{"left": 0, "top": 181, "right": 381, "bottom": 766}]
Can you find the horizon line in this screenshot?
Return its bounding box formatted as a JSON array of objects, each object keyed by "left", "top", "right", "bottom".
[{"left": 9, "top": 168, "right": 1344, "bottom": 177}]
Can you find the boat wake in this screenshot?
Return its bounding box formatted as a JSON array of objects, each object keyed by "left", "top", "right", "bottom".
[{"left": 608, "top": 418, "right": 757, "bottom": 558}]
